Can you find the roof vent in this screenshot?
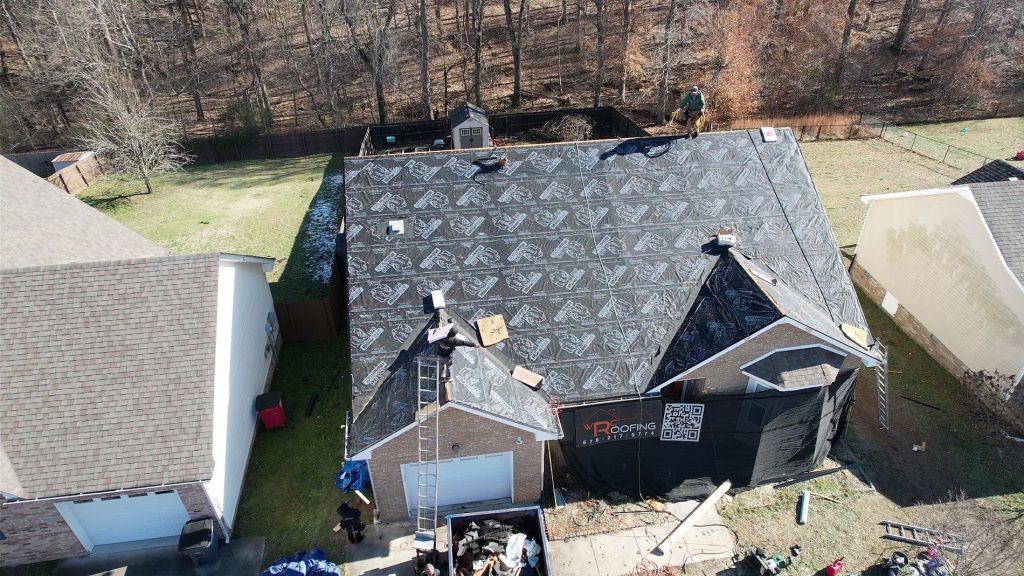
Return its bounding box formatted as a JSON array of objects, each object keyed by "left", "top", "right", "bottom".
[
  {"left": 717, "top": 227, "right": 737, "bottom": 247},
  {"left": 387, "top": 219, "right": 405, "bottom": 236},
  {"left": 760, "top": 127, "right": 778, "bottom": 143}
]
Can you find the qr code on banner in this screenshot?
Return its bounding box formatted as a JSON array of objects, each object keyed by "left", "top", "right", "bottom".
[{"left": 661, "top": 403, "right": 704, "bottom": 442}]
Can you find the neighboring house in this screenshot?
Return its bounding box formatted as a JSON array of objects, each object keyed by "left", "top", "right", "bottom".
[
  {"left": 951, "top": 159, "right": 1024, "bottom": 185},
  {"left": 854, "top": 179, "right": 1024, "bottom": 427},
  {"left": 341, "top": 129, "right": 880, "bottom": 522},
  {"left": 449, "top": 102, "right": 491, "bottom": 149},
  {"left": 0, "top": 157, "right": 280, "bottom": 567}
]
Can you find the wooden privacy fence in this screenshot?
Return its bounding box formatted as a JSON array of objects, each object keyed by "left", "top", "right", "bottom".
[
  {"left": 46, "top": 154, "right": 107, "bottom": 194},
  {"left": 274, "top": 260, "right": 346, "bottom": 342}
]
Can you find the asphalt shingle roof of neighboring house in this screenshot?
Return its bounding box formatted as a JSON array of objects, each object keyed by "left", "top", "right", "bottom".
[
  {"left": 342, "top": 129, "right": 872, "bottom": 435},
  {"left": 0, "top": 254, "right": 220, "bottom": 499},
  {"left": 969, "top": 180, "right": 1024, "bottom": 283},
  {"left": 951, "top": 160, "right": 1024, "bottom": 185},
  {"left": 0, "top": 155, "right": 167, "bottom": 270}
]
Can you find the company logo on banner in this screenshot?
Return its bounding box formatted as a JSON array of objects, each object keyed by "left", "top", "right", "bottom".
[
  {"left": 575, "top": 400, "right": 662, "bottom": 447},
  {"left": 661, "top": 403, "right": 705, "bottom": 442}
]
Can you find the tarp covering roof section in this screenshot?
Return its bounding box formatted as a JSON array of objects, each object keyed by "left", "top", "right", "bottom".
[{"left": 343, "top": 129, "right": 870, "bottom": 410}]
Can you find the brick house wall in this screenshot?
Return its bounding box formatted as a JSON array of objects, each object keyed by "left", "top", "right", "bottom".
[
  {"left": 851, "top": 261, "right": 1024, "bottom": 432},
  {"left": 682, "top": 322, "right": 866, "bottom": 395},
  {"left": 0, "top": 482, "right": 219, "bottom": 567},
  {"left": 366, "top": 406, "right": 545, "bottom": 522}
]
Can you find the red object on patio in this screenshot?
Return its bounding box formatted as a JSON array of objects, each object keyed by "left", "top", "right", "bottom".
[
  {"left": 824, "top": 558, "right": 845, "bottom": 576},
  {"left": 255, "top": 391, "right": 286, "bottom": 430}
]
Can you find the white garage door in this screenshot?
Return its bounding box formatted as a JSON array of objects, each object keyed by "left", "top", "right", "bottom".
[
  {"left": 56, "top": 491, "right": 191, "bottom": 551},
  {"left": 401, "top": 452, "right": 513, "bottom": 513}
]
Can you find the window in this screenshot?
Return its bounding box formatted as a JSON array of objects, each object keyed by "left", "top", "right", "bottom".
[
  {"left": 471, "top": 128, "right": 482, "bottom": 135},
  {"left": 461, "top": 128, "right": 471, "bottom": 135},
  {"left": 742, "top": 377, "right": 771, "bottom": 427}
]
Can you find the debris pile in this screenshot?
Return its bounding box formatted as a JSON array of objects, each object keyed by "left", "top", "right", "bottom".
[{"left": 453, "top": 519, "right": 544, "bottom": 576}]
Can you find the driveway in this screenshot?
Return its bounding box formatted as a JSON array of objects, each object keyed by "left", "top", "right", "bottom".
[{"left": 54, "top": 537, "right": 265, "bottom": 576}]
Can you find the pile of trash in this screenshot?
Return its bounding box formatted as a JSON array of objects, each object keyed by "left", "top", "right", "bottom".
[
  {"left": 453, "top": 519, "right": 544, "bottom": 576},
  {"left": 260, "top": 549, "right": 342, "bottom": 576}
]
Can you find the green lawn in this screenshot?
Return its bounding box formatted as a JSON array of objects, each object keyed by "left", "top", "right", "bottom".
[
  {"left": 232, "top": 337, "right": 361, "bottom": 566},
  {"left": 79, "top": 154, "right": 341, "bottom": 301},
  {"left": 802, "top": 138, "right": 967, "bottom": 247},
  {"left": 899, "top": 117, "right": 1024, "bottom": 161}
]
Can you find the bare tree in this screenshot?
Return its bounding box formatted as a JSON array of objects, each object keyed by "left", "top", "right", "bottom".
[
  {"left": 591, "top": 0, "right": 606, "bottom": 106},
  {"left": 418, "top": 0, "right": 432, "bottom": 118},
  {"left": 835, "top": 0, "right": 859, "bottom": 81},
  {"left": 343, "top": 0, "right": 398, "bottom": 122},
  {"left": 470, "top": 0, "right": 485, "bottom": 105},
  {"left": 937, "top": 491, "right": 1024, "bottom": 576},
  {"left": 892, "top": 0, "right": 918, "bottom": 54},
  {"left": 77, "top": 70, "right": 189, "bottom": 194},
  {"left": 502, "top": 0, "right": 528, "bottom": 108},
  {"left": 657, "top": 0, "right": 680, "bottom": 122},
  {"left": 224, "top": 0, "right": 272, "bottom": 130},
  {"left": 620, "top": 0, "right": 633, "bottom": 101}
]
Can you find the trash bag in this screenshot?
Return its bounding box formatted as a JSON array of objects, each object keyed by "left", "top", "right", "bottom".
[
  {"left": 335, "top": 460, "right": 369, "bottom": 492},
  {"left": 260, "top": 549, "right": 342, "bottom": 576}
]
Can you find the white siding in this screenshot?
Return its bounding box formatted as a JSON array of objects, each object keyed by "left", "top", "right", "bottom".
[
  {"left": 857, "top": 192, "right": 1024, "bottom": 376},
  {"left": 206, "top": 260, "right": 276, "bottom": 529}
]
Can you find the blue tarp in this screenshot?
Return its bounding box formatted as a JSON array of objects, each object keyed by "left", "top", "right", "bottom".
[
  {"left": 335, "top": 460, "right": 368, "bottom": 492},
  {"left": 260, "top": 549, "right": 342, "bottom": 576}
]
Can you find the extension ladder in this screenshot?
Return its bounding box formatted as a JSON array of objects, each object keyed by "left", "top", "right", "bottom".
[
  {"left": 875, "top": 342, "right": 891, "bottom": 435},
  {"left": 880, "top": 520, "right": 964, "bottom": 553},
  {"left": 412, "top": 355, "right": 440, "bottom": 551}
]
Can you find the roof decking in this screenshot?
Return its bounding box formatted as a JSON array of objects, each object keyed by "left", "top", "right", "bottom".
[{"left": 342, "top": 130, "right": 869, "bottom": 418}]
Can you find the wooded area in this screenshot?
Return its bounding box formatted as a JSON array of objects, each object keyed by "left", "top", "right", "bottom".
[{"left": 1, "top": 0, "right": 1021, "bottom": 152}]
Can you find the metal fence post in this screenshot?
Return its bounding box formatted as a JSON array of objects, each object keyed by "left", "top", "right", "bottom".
[
  {"left": 880, "top": 122, "right": 887, "bottom": 138},
  {"left": 941, "top": 145, "right": 950, "bottom": 165},
  {"left": 909, "top": 133, "right": 917, "bottom": 152}
]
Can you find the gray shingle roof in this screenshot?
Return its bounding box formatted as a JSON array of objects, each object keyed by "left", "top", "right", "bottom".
[
  {"left": 449, "top": 102, "right": 488, "bottom": 127},
  {"left": 952, "top": 160, "right": 1024, "bottom": 186},
  {"left": 968, "top": 180, "right": 1024, "bottom": 283},
  {"left": 0, "top": 156, "right": 167, "bottom": 270},
  {"left": 744, "top": 347, "right": 845, "bottom": 389},
  {"left": 0, "top": 254, "right": 220, "bottom": 499}
]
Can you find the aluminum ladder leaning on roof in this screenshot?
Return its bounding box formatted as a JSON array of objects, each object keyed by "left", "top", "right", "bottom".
[
  {"left": 875, "top": 341, "right": 891, "bottom": 436},
  {"left": 412, "top": 354, "right": 441, "bottom": 551}
]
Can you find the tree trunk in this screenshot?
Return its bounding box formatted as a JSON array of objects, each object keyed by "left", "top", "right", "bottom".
[
  {"left": 657, "top": 0, "right": 679, "bottom": 123},
  {"left": 472, "top": 0, "right": 484, "bottom": 105},
  {"left": 772, "top": 0, "right": 783, "bottom": 20},
  {"left": 502, "top": 0, "right": 526, "bottom": 108},
  {"left": 419, "top": 0, "right": 432, "bottom": 118},
  {"left": 834, "top": 0, "right": 858, "bottom": 82},
  {"left": 620, "top": 0, "right": 632, "bottom": 101},
  {"left": 0, "top": 0, "right": 32, "bottom": 71},
  {"left": 574, "top": 0, "right": 582, "bottom": 52},
  {"left": 142, "top": 171, "right": 154, "bottom": 194},
  {"left": 892, "top": 0, "right": 917, "bottom": 54},
  {"left": 592, "top": 0, "right": 605, "bottom": 106}
]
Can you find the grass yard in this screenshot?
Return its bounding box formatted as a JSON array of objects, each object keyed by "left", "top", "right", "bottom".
[
  {"left": 899, "top": 117, "right": 1024, "bottom": 161},
  {"left": 79, "top": 154, "right": 342, "bottom": 301},
  {"left": 231, "top": 337, "right": 365, "bottom": 566},
  {"left": 802, "top": 138, "right": 967, "bottom": 247}
]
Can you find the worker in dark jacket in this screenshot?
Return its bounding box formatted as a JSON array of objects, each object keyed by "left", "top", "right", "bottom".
[
  {"left": 337, "top": 503, "right": 365, "bottom": 543},
  {"left": 436, "top": 325, "right": 478, "bottom": 358},
  {"left": 674, "top": 86, "right": 706, "bottom": 138}
]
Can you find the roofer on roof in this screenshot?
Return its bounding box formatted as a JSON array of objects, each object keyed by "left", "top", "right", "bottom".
[
  {"left": 436, "top": 324, "right": 478, "bottom": 358},
  {"left": 674, "top": 86, "right": 707, "bottom": 139}
]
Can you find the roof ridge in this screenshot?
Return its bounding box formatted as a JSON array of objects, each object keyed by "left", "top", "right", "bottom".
[{"left": 0, "top": 252, "right": 221, "bottom": 275}]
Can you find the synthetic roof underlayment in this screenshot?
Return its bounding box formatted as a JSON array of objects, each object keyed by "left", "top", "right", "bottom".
[
  {"left": 0, "top": 255, "right": 220, "bottom": 499},
  {"left": 343, "top": 129, "right": 872, "bottom": 453}
]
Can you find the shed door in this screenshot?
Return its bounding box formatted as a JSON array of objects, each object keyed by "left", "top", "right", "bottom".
[
  {"left": 56, "top": 491, "right": 192, "bottom": 551},
  {"left": 401, "top": 452, "right": 513, "bottom": 514}
]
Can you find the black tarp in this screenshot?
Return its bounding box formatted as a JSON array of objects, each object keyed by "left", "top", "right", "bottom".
[{"left": 557, "top": 369, "right": 859, "bottom": 498}]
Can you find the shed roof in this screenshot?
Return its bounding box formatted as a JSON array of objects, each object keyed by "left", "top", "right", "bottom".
[
  {"left": 449, "top": 102, "right": 488, "bottom": 127},
  {"left": 51, "top": 151, "right": 92, "bottom": 163},
  {"left": 342, "top": 130, "right": 870, "bottom": 417},
  {"left": 0, "top": 254, "right": 220, "bottom": 499},
  {"left": 0, "top": 156, "right": 168, "bottom": 270}
]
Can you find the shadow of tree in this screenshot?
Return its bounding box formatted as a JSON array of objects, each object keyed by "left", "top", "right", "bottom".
[{"left": 271, "top": 153, "right": 345, "bottom": 301}]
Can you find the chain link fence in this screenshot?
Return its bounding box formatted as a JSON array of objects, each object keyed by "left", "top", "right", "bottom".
[{"left": 878, "top": 123, "right": 992, "bottom": 171}]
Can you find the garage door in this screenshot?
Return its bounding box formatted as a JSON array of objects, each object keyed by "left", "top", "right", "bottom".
[
  {"left": 401, "top": 452, "right": 513, "bottom": 513},
  {"left": 56, "top": 491, "right": 191, "bottom": 551}
]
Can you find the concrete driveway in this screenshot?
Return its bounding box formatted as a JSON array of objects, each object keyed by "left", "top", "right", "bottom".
[{"left": 54, "top": 537, "right": 265, "bottom": 576}]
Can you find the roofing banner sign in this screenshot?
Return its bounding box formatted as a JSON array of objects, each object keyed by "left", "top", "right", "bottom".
[{"left": 575, "top": 400, "right": 663, "bottom": 447}]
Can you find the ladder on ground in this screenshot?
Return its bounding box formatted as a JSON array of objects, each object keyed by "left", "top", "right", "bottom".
[
  {"left": 875, "top": 341, "right": 891, "bottom": 436},
  {"left": 880, "top": 520, "right": 964, "bottom": 554},
  {"left": 412, "top": 356, "right": 441, "bottom": 551}
]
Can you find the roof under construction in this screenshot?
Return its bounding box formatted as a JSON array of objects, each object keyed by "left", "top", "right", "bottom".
[{"left": 342, "top": 129, "right": 872, "bottom": 453}]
